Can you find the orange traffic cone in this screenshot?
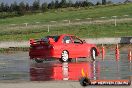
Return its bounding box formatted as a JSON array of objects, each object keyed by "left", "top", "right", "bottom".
[
  {"left": 128, "top": 50, "right": 132, "bottom": 62},
  {"left": 115, "top": 44, "right": 120, "bottom": 61},
  {"left": 102, "top": 45, "right": 105, "bottom": 60}
]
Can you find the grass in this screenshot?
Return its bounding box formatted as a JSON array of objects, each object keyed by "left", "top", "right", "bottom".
[
  {"left": 0, "top": 3, "right": 132, "bottom": 41},
  {"left": 0, "top": 21, "right": 132, "bottom": 41},
  {"left": 0, "top": 3, "right": 132, "bottom": 25}
]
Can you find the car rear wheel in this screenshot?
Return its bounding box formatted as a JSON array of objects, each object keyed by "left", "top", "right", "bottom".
[
  {"left": 34, "top": 58, "right": 44, "bottom": 63},
  {"left": 60, "top": 50, "right": 69, "bottom": 62},
  {"left": 91, "top": 48, "right": 97, "bottom": 61}
]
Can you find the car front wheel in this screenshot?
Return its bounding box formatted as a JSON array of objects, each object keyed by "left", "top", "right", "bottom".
[
  {"left": 60, "top": 50, "right": 69, "bottom": 62},
  {"left": 91, "top": 48, "right": 97, "bottom": 61}
]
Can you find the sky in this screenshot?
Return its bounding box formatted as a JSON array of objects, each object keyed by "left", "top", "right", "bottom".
[{"left": 0, "top": 0, "right": 129, "bottom": 4}]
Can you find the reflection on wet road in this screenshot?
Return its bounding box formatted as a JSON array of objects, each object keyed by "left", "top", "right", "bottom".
[
  {"left": 30, "top": 62, "right": 100, "bottom": 81},
  {"left": 0, "top": 51, "right": 132, "bottom": 81}
]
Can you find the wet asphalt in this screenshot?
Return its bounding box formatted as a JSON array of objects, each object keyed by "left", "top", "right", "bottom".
[{"left": 0, "top": 50, "right": 132, "bottom": 82}]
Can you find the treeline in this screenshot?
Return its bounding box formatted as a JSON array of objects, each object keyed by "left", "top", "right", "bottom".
[{"left": 0, "top": 0, "right": 112, "bottom": 18}]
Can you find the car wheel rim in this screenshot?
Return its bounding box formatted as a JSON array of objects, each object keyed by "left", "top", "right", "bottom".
[
  {"left": 92, "top": 49, "right": 96, "bottom": 60},
  {"left": 62, "top": 51, "right": 68, "bottom": 62}
]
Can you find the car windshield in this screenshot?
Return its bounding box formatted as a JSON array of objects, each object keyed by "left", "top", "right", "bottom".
[
  {"left": 41, "top": 36, "right": 59, "bottom": 42},
  {"left": 71, "top": 36, "right": 83, "bottom": 44}
]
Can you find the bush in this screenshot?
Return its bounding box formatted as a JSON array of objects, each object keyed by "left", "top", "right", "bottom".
[{"left": 0, "top": 12, "right": 19, "bottom": 18}]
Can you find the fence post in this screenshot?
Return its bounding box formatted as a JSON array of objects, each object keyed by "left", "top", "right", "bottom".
[
  {"left": 69, "top": 20, "right": 70, "bottom": 24},
  {"left": 114, "top": 17, "right": 117, "bottom": 27},
  {"left": 112, "top": 16, "right": 117, "bottom": 27},
  {"left": 48, "top": 25, "right": 50, "bottom": 32},
  {"left": 24, "top": 23, "right": 28, "bottom": 27}
]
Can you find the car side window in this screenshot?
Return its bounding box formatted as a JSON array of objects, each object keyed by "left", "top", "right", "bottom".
[
  {"left": 72, "top": 36, "right": 83, "bottom": 44},
  {"left": 63, "top": 36, "right": 72, "bottom": 44}
]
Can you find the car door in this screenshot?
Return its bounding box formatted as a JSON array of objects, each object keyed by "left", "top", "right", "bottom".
[
  {"left": 71, "top": 36, "right": 88, "bottom": 57},
  {"left": 62, "top": 36, "right": 75, "bottom": 58}
]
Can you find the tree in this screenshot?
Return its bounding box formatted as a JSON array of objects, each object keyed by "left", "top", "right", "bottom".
[
  {"left": 82, "top": 0, "right": 89, "bottom": 7},
  {"left": 41, "top": 2, "right": 48, "bottom": 12},
  {"left": 10, "top": 1, "right": 19, "bottom": 12},
  {"left": 19, "top": 2, "right": 25, "bottom": 10},
  {"left": 96, "top": 1, "right": 101, "bottom": 5},
  {"left": 55, "top": 0, "right": 59, "bottom": 8},
  {"left": 32, "top": 0, "right": 40, "bottom": 11},
  {"left": 3, "top": 3, "right": 10, "bottom": 12},
  {"left": 25, "top": 3, "right": 30, "bottom": 11},
  {"left": 0, "top": 3, "right": 1, "bottom": 12},
  {"left": 0, "top": 2, "right": 5, "bottom": 12},
  {"left": 48, "top": 1, "right": 55, "bottom": 9},
  {"left": 67, "top": 0, "right": 73, "bottom": 7},
  {"left": 60, "top": 0, "right": 67, "bottom": 8},
  {"left": 18, "top": 1, "right": 26, "bottom": 15},
  {"left": 74, "top": 1, "right": 79, "bottom": 8},
  {"left": 124, "top": 0, "right": 132, "bottom": 3},
  {"left": 102, "top": 0, "right": 106, "bottom": 5},
  {"left": 106, "top": 1, "right": 113, "bottom": 4},
  {"left": 74, "top": 1, "right": 84, "bottom": 8},
  {"left": 87, "top": 1, "right": 94, "bottom": 6}
]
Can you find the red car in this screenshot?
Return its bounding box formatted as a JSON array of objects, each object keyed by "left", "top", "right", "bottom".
[{"left": 29, "top": 34, "right": 99, "bottom": 63}]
